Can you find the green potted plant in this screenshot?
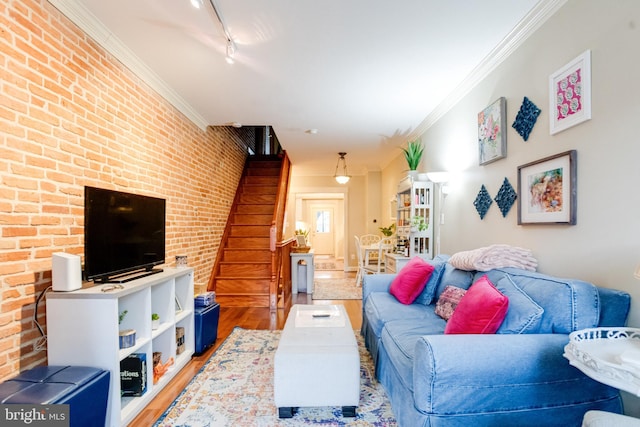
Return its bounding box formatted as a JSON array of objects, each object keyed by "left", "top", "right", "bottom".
[
  {"left": 411, "top": 216, "right": 428, "bottom": 232},
  {"left": 379, "top": 223, "right": 395, "bottom": 237},
  {"left": 118, "top": 310, "right": 136, "bottom": 349},
  {"left": 402, "top": 140, "right": 424, "bottom": 171},
  {"left": 151, "top": 313, "right": 160, "bottom": 330}
]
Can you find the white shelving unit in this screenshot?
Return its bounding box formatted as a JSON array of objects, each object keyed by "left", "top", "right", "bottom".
[
  {"left": 46, "top": 268, "right": 195, "bottom": 427},
  {"left": 395, "top": 178, "right": 434, "bottom": 259}
]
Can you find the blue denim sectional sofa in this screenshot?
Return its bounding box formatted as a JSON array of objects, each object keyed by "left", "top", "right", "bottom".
[{"left": 361, "top": 255, "right": 631, "bottom": 427}]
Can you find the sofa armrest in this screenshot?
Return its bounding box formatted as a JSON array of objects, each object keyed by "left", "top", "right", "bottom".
[
  {"left": 597, "top": 287, "right": 631, "bottom": 326},
  {"left": 411, "top": 334, "right": 620, "bottom": 415},
  {"left": 362, "top": 273, "right": 395, "bottom": 302}
]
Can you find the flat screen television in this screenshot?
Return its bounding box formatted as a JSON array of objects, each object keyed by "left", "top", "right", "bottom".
[{"left": 84, "top": 186, "right": 166, "bottom": 283}]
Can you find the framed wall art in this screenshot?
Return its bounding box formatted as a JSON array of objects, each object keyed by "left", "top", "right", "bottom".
[
  {"left": 478, "top": 97, "right": 506, "bottom": 165},
  {"left": 295, "top": 235, "right": 307, "bottom": 247},
  {"left": 549, "top": 50, "right": 591, "bottom": 135},
  {"left": 517, "top": 150, "right": 577, "bottom": 225}
]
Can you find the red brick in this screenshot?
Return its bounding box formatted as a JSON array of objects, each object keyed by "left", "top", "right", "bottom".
[
  {"left": 3, "top": 227, "right": 37, "bottom": 237},
  {"left": 42, "top": 205, "right": 70, "bottom": 214},
  {"left": 19, "top": 238, "right": 52, "bottom": 249},
  {"left": 30, "top": 216, "right": 61, "bottom": 226},
  {"left": 0, "top": 214, "right": 29, "bottom": 225},
  {"left": 0, "top": 262, "right": 26, "bottom": 276},
  {"left": 0, "top": 0, "right": 246, "bottom": 381}
]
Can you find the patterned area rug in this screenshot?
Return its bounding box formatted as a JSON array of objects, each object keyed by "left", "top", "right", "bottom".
[
  {"left": 313, "top": 277, "right": 362, "bottom": 300},
  {"left": 153, "top": 328, "right": 396, "bottom": 426},
  {"left": 315, "top": 262, "right": 337, "bottom": 270}
]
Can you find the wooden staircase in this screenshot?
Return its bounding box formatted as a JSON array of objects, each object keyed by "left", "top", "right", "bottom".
[{"left": 209, "top": 156, "right": 283, "bottom": 307}]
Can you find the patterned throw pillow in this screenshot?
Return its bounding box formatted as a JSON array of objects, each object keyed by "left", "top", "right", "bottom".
[{"left": 435, "top": 285, "right": 467, "bottom": 320}]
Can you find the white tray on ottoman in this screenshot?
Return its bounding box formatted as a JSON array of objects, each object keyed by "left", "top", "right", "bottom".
[{"left": 274, "top": 304, "right": 360, "bottom": 418}]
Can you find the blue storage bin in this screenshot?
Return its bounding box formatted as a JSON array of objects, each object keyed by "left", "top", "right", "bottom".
[
  {"left": 0, "top": 365, "right": 109, "bottom": 427},
  {"left": 195, "top": 302, "right": 220, "bottom": 354}
]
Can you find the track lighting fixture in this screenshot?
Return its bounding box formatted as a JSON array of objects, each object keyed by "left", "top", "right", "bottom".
[
  {"left": 225, "top": 39, "right": 236, "bottom": 64},
  {"left": 208, "top": 0, "right": 237, "bottom": 64}
]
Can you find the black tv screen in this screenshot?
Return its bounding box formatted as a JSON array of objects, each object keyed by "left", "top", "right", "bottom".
[{"left": 84, "top": 186, "right": 166, "bottom": 282}]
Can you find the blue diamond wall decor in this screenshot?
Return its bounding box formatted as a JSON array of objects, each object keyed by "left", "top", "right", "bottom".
[
  {"left": 473, "top": 185, "right": 493, "bottom": 220},
  {"left": 494, "top": 177, "right": 517, "bottom": 218},
  {"left": 512, "top": 96, "right": 541, "bottom": 141}
]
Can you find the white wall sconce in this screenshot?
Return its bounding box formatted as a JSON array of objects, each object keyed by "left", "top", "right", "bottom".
[{"left": 426, "top": 171, "right": 450, "bottom": 184}]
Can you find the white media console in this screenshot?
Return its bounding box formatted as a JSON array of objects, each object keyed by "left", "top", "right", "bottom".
[{"left": 46, "top": 267, "right": 195, "bottom": 427}]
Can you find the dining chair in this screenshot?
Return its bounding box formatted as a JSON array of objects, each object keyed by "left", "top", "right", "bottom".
[
  {"left": 359, "top": 234, "right": 381, "bottom": 246},
  {"left": 363, "top": 237, "right": 394, "bottom": 274},
  {"left": 359, "top": 234, "right": 381, "bottom": 266},
  {"left": 354, "top": 235, "right": 373, "bottom": 287}
]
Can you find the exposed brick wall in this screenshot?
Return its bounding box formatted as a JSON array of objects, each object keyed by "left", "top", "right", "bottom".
[{"left": 0, "top": 0, "right": 247, "bottom": 380}]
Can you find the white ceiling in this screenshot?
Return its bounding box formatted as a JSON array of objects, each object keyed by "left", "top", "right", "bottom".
[{"left": 49, "top": 0, "right": 558, "bottom": 177}]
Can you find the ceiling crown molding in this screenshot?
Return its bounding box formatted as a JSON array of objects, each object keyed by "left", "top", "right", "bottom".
[
  {"left": 408, "top": 0, "right": 568, "bottom": 141},
  {"left": 47, "top": 0, "right": 209, "bottom": 130}
]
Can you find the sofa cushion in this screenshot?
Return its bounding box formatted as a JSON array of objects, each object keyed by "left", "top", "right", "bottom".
[
  {"left": 445, "top": 275, "right": 508, "bottom": 334},
  {"left": 434, "top": 286, "right": 466, "bottom": 320},
  {"left": 481, "top": 268, "right": 600, "bottom": 333},
  {"left": 495, "top": 275, "right": 544, "bottom": 334},
  {"left": 380, "top": 317, "right": 446, "bottom": 392},
  {"left": 435, "top": 262, "right": 475, "bottom": 300},
  {"left": 414, "top": 259, "right": 447, "bottom": 305},
  {"left": 389, "top": 257, "right": 435, "bottom": 304},
  {"left": 364, "top": 292, "right": 437, "bottom": 339}
]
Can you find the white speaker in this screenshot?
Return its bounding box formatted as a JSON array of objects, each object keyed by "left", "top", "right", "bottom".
[{"left": 52, "top": 252, "right": 82, "bottom": 292}]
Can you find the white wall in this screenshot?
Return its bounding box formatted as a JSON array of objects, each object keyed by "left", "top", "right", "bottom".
[{"left": 395, "top": 0, "right": 640, "bottom": 415}]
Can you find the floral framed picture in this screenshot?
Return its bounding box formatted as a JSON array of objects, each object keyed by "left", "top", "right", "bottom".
[
  {"left": 549, "top": 50, "right": 591, "bottom": 135},
  {"left": 478, "top": 97, "right": 506, "bottom": 165},
  {"left": 517, "top": 150, "right": 577, "bottom": 225}
]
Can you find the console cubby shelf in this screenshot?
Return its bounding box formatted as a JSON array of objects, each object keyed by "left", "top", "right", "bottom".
[
  {"left": 46, "top": 267, "right": 195, "bottom": 427},
  {"left": 396, "top": 179, "right": 434, "bottom": 259}
]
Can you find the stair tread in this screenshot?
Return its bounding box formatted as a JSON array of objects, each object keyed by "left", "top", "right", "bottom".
[
  {"left": 223, "top": 248, "right": 271, "bottom": 251},
  {"left": 215, "top": 291, "right": 271, "bottom": 295},
  {"left": 219, "top": 260, "right": 270, "bottom": 264}
]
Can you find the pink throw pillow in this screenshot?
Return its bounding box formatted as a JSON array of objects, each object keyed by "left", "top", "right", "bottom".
[
  {"left": 444, "top": 275, "right": 508, "bottom": 334},
  {"left": 389, "top": 257, "right": 435, "bottom": 304}
]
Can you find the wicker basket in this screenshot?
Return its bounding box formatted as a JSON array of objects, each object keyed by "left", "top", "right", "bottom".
[{"left": 291, "top": 246, "right": 311, "bottom": 253}]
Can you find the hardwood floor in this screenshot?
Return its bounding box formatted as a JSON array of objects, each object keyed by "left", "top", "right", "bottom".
[{"left": 130, "top": 265, "right": 360, "bottom": 426}]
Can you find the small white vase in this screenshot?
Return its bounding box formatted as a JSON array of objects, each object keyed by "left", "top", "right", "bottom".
[{"left": 152, "top": 319, "right": 160, "bottom": 330}]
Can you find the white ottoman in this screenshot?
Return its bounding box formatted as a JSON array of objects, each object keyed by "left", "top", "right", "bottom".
[{"left": 274, "top": 304, "right": 360, "bottom": 418}]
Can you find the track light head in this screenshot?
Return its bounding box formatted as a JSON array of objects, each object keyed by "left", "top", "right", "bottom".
[{"left": 225, "top": 39, "right": 236, "bottom": 64}]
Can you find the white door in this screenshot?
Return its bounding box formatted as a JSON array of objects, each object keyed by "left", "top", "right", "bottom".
[{"left": 310, "top": 206, "right": 334, "bottom": 255}]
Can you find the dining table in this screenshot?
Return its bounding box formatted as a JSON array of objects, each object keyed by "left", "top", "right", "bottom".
[{"left": 361, "top": 241, "right": 395, "bottom": 268}]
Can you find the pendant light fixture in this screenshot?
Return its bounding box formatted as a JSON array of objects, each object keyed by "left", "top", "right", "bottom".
[{"left": 334, "top": 152, "right": 351, "bottom": 184}]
